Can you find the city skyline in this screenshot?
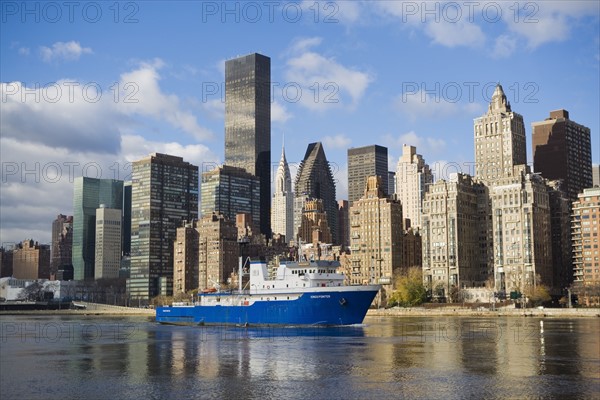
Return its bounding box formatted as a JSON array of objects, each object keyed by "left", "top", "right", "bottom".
[{"left": 1, "top": 2, "right": 599, "bottom": 245}]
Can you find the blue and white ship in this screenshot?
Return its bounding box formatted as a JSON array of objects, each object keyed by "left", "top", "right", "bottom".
[{"left": 156, "top": 259, "right": 380, "bottom": 326}]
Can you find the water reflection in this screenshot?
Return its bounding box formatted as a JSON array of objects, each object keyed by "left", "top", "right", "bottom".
[{"left": 0, "top": 316, "right": 598, "bottom": 399}]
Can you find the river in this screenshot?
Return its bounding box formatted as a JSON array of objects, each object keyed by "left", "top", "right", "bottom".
[{"left": 1, "top": 315, "right": 598, "bottom": 399}]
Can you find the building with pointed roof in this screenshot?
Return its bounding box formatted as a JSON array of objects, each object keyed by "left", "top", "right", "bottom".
[
  {"left": 294, "top": 142, "right": 338, "bottom": 244},
  {"left": 271, "top": 144, "right": 294, "bottom": 242},
  {"left": 474, "top": 84, "right": 527, "bottom": 183}
]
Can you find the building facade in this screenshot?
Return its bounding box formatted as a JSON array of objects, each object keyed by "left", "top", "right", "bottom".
[
  {"left": 593, "top": 165, "right": 599, "bottom": 187},
  {"left": 489, "top": 167, "right": 553, "bottom": 294},
  {"left": 297, "top": 199, "right": 333, "bottom": 245},
  {"left": 128, "top": 153, "right": 199, "bottom": 301},
  {"left": 51, "top": 214, "right": 73, "bottom": 275},
  {"left": 421, "top": 174, "right": 486, "bottom": 300},
  {"left": 547, "top": 180, "right": 573, "bottom": 291},
  {"left": 198, "top": 213, "right": 238, "bottom": 291},
  {"left": 201, "top": 165, "right": 261, "bottom": 227},
  {"left": 12, "top": 239, "right": 50, "bottom": 280},
  {"left": 474, "top": 84, "right": 527, "bottom": 184},
  {"left": 72, "top": 177, "right": 123, "bottom": 280},
  {"left": 337, "top": 200, "right": 350, "bottom": 250},
  {"left": 271, "top": 145, "right": 294, "bottom": 242},
  {"left": 173, "top": 220, "right": 199, "bottom": 295},
  {"left": 396, "top": 144, "right": 433, "bottom": 229},
  {"left": 349, "top": 176, "right": 403, "bottom": 303},
  {"left": 295, "top": 142, "right": 338, "bottom": 244},
  {"left": 224, "top": 53, "right": 271, "bottom": 237},
  {"left": 94, "top": 206, "right": 122, "bottom": 279},
  {"left": 571, "top": 187, "right": 600, "bottom": 305},
  {"left": 347, "top": 145, "right": 388, "bottom": 206},
  {"left": 532, "top": 110, "right": 592, "bottom": 201}
]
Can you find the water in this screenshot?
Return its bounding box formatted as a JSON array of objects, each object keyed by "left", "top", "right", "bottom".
[{"left": 1, "top": 315, "right": 598, "bottom": 399}]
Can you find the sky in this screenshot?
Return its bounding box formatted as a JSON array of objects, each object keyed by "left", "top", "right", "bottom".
[{"left": 1, "top": 0, "right": 599, "bottom": 246}]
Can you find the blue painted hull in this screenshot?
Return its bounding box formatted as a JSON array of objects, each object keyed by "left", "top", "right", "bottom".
[{"left": 156, "top": 289, "right": 378, "bottom": 326}]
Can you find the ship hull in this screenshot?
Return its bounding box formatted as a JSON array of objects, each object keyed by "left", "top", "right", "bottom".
[{"left": 156, "top": 288, "right": 379, "bottom": 326}]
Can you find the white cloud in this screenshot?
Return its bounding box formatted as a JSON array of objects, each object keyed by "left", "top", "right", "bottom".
[
  {"left": 285, "top": 38, "right": 373, "bottom": 111},
  {"left": 272, "top": 101, "right": 292, "bottom": 123},
  {"left": 288, "top": 37, "right": 322, "bottom": 54},
  {"left": 503, "top": 1, "right": 599, "bottom": 49},
  {"left": 383, "top": 131, "right": 447, "bottom": 158},
  {"left": 424, "top": 20, "right": 485, "bottom": 48},
  {"left": 492, "top": 35, "right": 517, "bottom": 58},
  {"left": 119, "top": 59, "right": 214, "bottom": 141},
  {"left": 322, "top": 134, "right": 352, "bottom": 150},
  {"left": 18, "top": 47, "right": 30, "bottom": 56},
  {"left": 39, "top": 41, "right": 92, "bottom": 63}
]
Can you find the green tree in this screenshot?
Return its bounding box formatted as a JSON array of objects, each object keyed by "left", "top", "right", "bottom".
[{"left": 388, "top": 268, "right": 427, "bottom": 307}]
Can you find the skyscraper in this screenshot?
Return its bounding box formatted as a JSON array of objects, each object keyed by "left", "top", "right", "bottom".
[
  {"left": 122, "top": 181, "right": 132, "bottom": 256},
  {"left": 295, "top": 142, "right": 338, "bottom": 244},
  {"left": 94, "top": 206, "right": 122, "bottom": 279},
  {"left": 532, "top": 109, "right": 593, "bottom": 201},
  {"left": 349, "top": 176, "right": 403, "bottom": 303},
  {"left": 51, "top": 214, "right": 72, "bottom": 275},
  {"left": 72, "top": 177, "right": 123, "bottom": 280},
  {"left": 396, "top": 145, "right": 433, "bottom": 229},
  {"left": 201, "top": 165, "right": 261, "bottom": 227},
  {"left": 224, "top": 53, "right": 271, "bottom": 237},
  {"left": 347, "top": 145, "right": 388, "bottom": 206},
  {"left": 128, "top": 153, "right": 198, "bottom": 301},
  {"left": 421, "top": 174, "right": 487, "bottom": 300},
  {"left": 271, "top": 145, "right": 294, "bottom": 242},
  {"left": 337, "top": 200, "right": 350, "bottom": 249},
  {"left": 198, "top": 212, "right": 238, "bottom": 291},
  {"left": 173, "top": 220, "right": 199, "bottom": 296},
  {"left": 474, "top": 84, "right": 527, "bottom": 183},
  {"left": 12, "top": 239, "right": 50, "bottom": 280},
  {"left": 571, "top": 187, "right": 600, "bottom": 305}
]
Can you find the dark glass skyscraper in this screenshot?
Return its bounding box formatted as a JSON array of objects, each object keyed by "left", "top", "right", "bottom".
[
  {"left": 128, "top": 153, "right": 198, "bottom": 301},
  {"left": 224, "top": 53, "right": 271, "bottom": 237},
  {"left": 347, "top": 145, "right": 388, "bottom": 206},
  {"left": 295, "top": 142, "right": 338, "bottom": 244}
]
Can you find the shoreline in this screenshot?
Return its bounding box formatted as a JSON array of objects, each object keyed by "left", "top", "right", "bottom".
[{"left": 367, "top": 307, "right": 600, "bottom": 318}]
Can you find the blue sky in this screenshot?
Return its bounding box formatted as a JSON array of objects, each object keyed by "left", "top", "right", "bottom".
[{"left": 1, "top": 1, "right": 599, "bottom": 245}]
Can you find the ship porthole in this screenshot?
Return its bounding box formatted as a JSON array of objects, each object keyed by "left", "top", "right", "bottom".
[{"left": 339, "top": 298, "right": 347, "bottom": 306}]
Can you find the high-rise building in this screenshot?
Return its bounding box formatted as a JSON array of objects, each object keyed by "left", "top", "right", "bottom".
[
  {"left": 337, "top": 200, "right": 350, "bottom": 250},
  {"left": 295, "top": 142, "right": 338, "bottom": 244},
  {"left": 571, "top": 187, "right": 600, "bottom": 305},
  {"left": 0, "top": 247, "right": 13, "bottom": 278},
  {"left": 387, "top": 171, "right": 396, "bottom": 195},
  {"left": 396, "top": 145, "right": 433, "bottom": 229},
  {"left": 532, "top": 110, "right": 593, "bottom": 201},
  {"left": 198, "top": 213, "right": 238, "bottom": 291},
  {"left": 201, "top": 165, "right": 261, "bottom": 227},
  {"left": 72, "top": 177, "right": 123, "bottom": 280},
  {"left": 12, "top": 239, "right": 50, "bottom": 280},
  {"left": 593, "top": 165, "right": 600, "bottom": 187},
  {"left": 224, "top": 53, "right": 271, "bottom": 237},
  {"left": 547, "top": 180, "right": 572, "bottom": 291},
  {"left": 402, "top": 228, "right": 422, "bottom": 270},
  {"left": 173, "top": 220, "right": 199, "bottom": 296},
  {"left": 347, "top": 145, "right": 388, "bottom": 206},
  {"left": 349, "top": 176, "right": 403, "bottom": 303},
  {"left": 128, "top": 153, "right": 198, "bottom": 301},
  {"left": 297, "top": 199, "right": 333, "bottom": 244},
  {"left": 271, "top": 145, "right": 294, "bottom": 242},
  {"left": 489, "top": 166, "right": 553, "bottom": 293},
  {"left": 474, "top": 84, "right": 527, "bottom": 183},
  {"left": 122, "top": 181, "right": 132, "bottom": 256},
  {"left": 94, "top": 206, "right": 122, "bottom": 279},
  {"left": 421, "top": 174, "right": 486, "bottom": 300},
  {"left": 51, "top": 214, "right": 73, "bottom": 275}
]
